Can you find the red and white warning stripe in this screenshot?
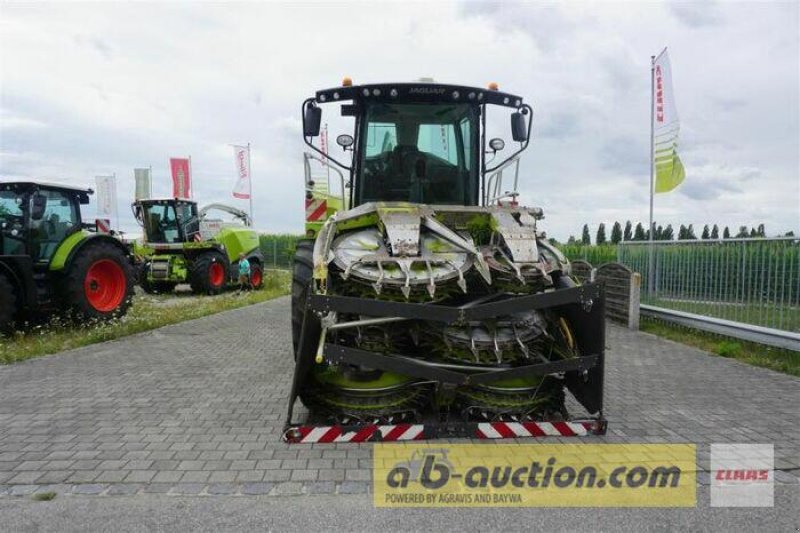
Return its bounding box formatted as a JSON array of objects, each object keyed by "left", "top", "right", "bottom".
[
  {"left": 285, "top": 424, "right": 425, "bottom": 443},
  {"left": 475, "top": 421, "right": 593, "bottom": 439},
  {"left": 305, "top": 198, "right": 327, "bottom": 222},
  {"left": 95, "top": 218, "right": 111, "bottom": 233}
]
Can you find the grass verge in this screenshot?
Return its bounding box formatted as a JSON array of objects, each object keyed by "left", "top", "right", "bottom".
[
  {"left": 0, "top": 270, "right": 290, "bottom": 365},
  {"left": 641, "top": 317, "right": 800, "bottom": 377}
]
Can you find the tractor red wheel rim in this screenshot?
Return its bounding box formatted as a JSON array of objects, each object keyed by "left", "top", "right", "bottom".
[
  {"left": 209, "top": 262, "right": 225, "bottom": 287},
  {"left": 251, "top": 268, "right": 262, "bottom": 287},
  {"left": 84, "top": 259, "right": 126, "bottom": 312}
]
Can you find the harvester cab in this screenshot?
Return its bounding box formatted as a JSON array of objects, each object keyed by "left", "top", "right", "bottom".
[
  {"left": 132, "top": 198, "right": 263, "bottom": 295},
  {"left": 286, "top": 79, "right": 606, "bottom": 443},
  {"left": 0, "top": 181, "right": 134, "bottom": 331}
]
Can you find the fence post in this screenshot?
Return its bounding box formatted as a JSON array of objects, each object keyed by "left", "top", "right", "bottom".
[{"left": 628, "top": 272, "right": 641, "bottom": 330}]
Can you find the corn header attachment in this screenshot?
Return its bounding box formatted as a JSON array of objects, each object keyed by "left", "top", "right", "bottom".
[{"left": 285, "top": 80, "right": 605, "bottom": 442}]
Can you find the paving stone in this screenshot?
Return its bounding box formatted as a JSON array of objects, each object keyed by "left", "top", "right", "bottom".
[
  {"left": 338, "top": 481, "right": 369, "bottom": 494},
  {"left": 1, "top": 300, "right": 798, "bottom": 500},
  {"left": 71, "top": 484, "right": 106, "bottom": 495},
  {"left": 273, "top": 482, "right": 304, "bottom": 496},
  {"left": 241, "top": 482, "right": 273, "bottom": 495},
  {"left": 207, "top": 483, "right": 237, "bottom": 495},
  {"left": 9, "top": 485, "right": 39, "bottom": 496},
  {"left": 306, "top": 481, "right": 336, "bottom": 495},
  {"left": 170, "top": 483, "right": 205, "bottom": 495},
  {"left": 107, "top": 484, "right": 142, "bottom": 496}
]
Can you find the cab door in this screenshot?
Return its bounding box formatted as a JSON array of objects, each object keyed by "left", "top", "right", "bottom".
[{"left": 31, "top": 190, "right": 80, "bottom": 264}]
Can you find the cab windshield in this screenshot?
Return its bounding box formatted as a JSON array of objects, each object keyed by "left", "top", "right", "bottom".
[
  {"left": 358, "top": 103, "right": 478, "bottom": 206},
  {"left": 142, "top": 203, "right": 181, "bottom": 243}
]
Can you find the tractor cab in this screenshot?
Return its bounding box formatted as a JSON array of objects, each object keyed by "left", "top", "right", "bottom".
[
  {"left": 301, "top": 79, "right": 532, "bottom": 234},
  {"left": 0, "top": 181, "right": 91, "bottom": 264},
  {"left": 132, "top": 199, "right": 199, "bottom": 244}
]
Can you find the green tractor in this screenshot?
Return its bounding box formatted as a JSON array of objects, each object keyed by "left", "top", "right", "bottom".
[
  {"left": 285, "top": 80, "right": 607, "bottom": 442},
  {"left": 0, "top": 181, "right": 134, "bottom": 332},
  {"left": 132, "top": 198, "right": 264, "bottom": 295}
]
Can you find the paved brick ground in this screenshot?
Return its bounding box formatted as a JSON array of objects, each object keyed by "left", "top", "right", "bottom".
[{"left": 0, "top": 296, "right": 798, "bottom": 498}]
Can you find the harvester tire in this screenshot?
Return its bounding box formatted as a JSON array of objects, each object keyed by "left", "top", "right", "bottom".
[
  {"left": 0, "top": 272, "right": 18, "bottom": 333},
  {"left": 250, "top": 261, "right": 264, "bottom": 289},
  {"left": 190, "top": 251, "right": 228, "bottom": 295},
  {"left": 291, "top": 240, "right": 314, "bottom": 357},
  {"left": 63, "top": 241, "right": 134, "bottom": 321}
]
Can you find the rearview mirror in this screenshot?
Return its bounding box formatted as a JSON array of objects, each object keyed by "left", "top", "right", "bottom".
[
  {"left": 31, "top": 194, "right": 47, "bottom": 221},
  {"left": 304, "top": 105, "right": 322, "bottom": 137},
  {"left": 511, "top": 111, "right": 528, "bottom": 142}
]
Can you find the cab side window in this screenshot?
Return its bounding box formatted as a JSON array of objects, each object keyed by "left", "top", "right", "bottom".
[{"left": 34, "top": 190, "right": 78, "bottom": 262}]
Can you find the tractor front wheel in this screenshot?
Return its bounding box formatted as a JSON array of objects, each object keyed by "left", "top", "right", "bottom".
[
  {"left": 63, "top": 242, "right": 134, "bottom": 321},
  {"left": 291, "top": 240, "right": 314, "bottom": 357},
  {"left": 190, "top": 252, "right": 228, "bottom": 295},
  {"left": 0, "top": 272, "right": 18, "bottom": 332}
]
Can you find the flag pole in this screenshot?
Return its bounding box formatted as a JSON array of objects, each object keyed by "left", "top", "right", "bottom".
[
  {"left": 647, "top": 54, "right": 656, "bottom": 297},
  {"left": 247, "top": 143, "right": 254, "bottom": 226}
]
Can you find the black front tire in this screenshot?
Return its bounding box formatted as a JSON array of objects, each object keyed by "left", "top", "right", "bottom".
[
  {"left": 189, "top": 251, "right": 228, "bottom": 295},
  {"left": 63, "top": 241, "right": 134, "bottom": 321},
  {"left": 291, "top": 240, "right": 314, "bottom": 358},
  {"left": 0, "top": 272, "right": 18, "bottom": 333}
]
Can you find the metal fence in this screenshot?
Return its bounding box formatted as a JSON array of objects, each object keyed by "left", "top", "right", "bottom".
[
  {"left": 259, "top": 235, "right": 302, "bottom": 269},
  {"left": 617, "top": 237, "right": 800, "bottom": 336}
]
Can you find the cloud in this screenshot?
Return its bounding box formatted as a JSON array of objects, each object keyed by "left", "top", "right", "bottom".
[
  {"left": 668, "top": 2, "right": 723, "bottom": 28},
  {"left": 0, "top": 1, "right": 797, "bottom": 240}
]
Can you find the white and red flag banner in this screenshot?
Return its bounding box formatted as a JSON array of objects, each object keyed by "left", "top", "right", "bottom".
[
  {"left": 232, "top": 145, "right": 250, "bottom": 199},
  {"left": 170, "top": 158, "right": 192, "bottom": 198},
  {"left": 95, "top": 175, "right": 117, "bottom": 220},
  {"left": 653, "top": 49, "right": 685, "bottom": 193}
]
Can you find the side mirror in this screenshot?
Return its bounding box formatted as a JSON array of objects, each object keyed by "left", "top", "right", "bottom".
[
  {"left": 511, "top": 111, "right": 528, "bottom": 142},
  {"left": 489, "top": 138, "right": 505, "bottom": 153},
  {"left": 31, "top": 194, "right": 47, "bottom": 221},
  {"left": 304, "top": 105, "right": 322, "bottom": 137},
  {"left": 336, "top": 134, "right": 354, "bottom": 150}
]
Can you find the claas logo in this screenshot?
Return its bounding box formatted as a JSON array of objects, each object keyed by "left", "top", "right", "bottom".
[{"left": 715, "top": 469, "right": 771, "bottom": 482}]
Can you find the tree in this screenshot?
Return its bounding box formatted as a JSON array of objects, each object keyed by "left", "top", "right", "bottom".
[
  {"left": 757, "top": 224, "right": 766, "bottom": 237},
  {"left": 662, "top": 224, "right": 674, "bottom": 241},
  {"left": 633, "top": 223, "right": 646, "bottom": 241},
  {"left": 785, "top": 231, "right": 795, "bottom": 237},
  {"left": 655, "top": 225, "right": 664, "bottom": 240},
  {"left": 701, "top": 225, "right": 710, "bottom": 239},
  {"left": 711, "top": 224, "right": 719, "bottom": 239},
  {"left": 623, "top": 220, "right": 632, "bottom": 242},
  {"left": 723, "top": 226, "right": 731, "bottom": 239},
  {"left": 749, "top": 228, "right": 757, "bottom": 237},
  {"left": 686, "top": 224, "right": 697, "bottom": 240},
  {"left": 581, "top": 224, "right": 591, "bottom": 245},
  {"left": 611, "top": 222, "right": 623, "bottom": 244},
  {"left": 678, "top": 224, "right": 687, "bottom": 239},
  {"left": 736, "top": 226, "right": 749, "bottom": 238},
  {"left": 567, "top": 235, "right": 577, "bottom": 244},
  {"left": 596, "top": 223, "right": 607, "bottom": 245}
]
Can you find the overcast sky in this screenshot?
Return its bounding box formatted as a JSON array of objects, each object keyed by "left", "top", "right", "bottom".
[{"left": 1, "top": 1, "right": 798, "bottom": 240}]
